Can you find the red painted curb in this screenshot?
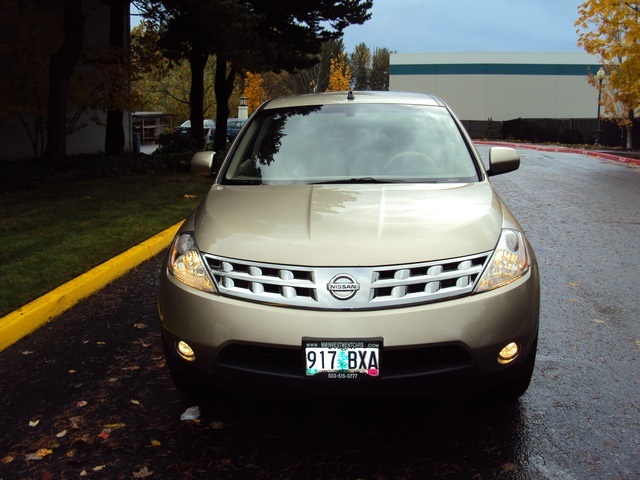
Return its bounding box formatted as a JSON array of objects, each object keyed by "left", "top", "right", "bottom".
[{"left": 474, "top": 141, "right": 640, "bottom": 166}]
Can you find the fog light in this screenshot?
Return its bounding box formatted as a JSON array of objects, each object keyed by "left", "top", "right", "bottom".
[
  {"left": 177, "top": 341, "right": 196, "bottom": 362},
  {"left": 498, "top": 342, "right": 519, "bottom": 364}
]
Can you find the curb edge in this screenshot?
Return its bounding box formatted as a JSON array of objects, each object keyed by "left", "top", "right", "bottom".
[{"left": 0, "top": 221, "right": 182, "bottom": 352}]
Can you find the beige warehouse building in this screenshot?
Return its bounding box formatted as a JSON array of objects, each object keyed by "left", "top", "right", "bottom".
[{"left": 389, "top": 52, "right": 602, "bottom": 122}]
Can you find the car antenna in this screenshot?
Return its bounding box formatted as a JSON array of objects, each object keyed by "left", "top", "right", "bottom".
[{"left": 347, "top": 90, "right": 354, "bottom": 101}]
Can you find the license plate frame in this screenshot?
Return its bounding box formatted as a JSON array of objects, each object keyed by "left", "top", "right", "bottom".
[{"left": 303, "top": 337, "right": 382, "bottom": 379}]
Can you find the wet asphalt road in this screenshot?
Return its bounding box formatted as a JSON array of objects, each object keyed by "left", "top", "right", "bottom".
[{"left": 1, "top": 146, "right": 639, "bottom": 479}]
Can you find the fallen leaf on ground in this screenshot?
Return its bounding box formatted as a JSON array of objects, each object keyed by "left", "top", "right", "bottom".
[
  {"left": 104, "top": 422, "right": 126, "bottom": 430},
  {"left": 150, "top": 439, "right": 161, "bottom": 447},
  {"left": 131, "top": 399, "right": 143, "bottom": 407},
  {"left": 25, "top": 448, "right": 53, "bottom": 461},
  {"left": 28, "top": 419, "right": 40, "bottom": 427},
  {"left": 56, "top": 430, "right": 67, "bottom": 438},
  {"left": 69, "top": 416, "right": 83, "bottom": 429},
  {"left": 133, "top": 466, "right": 154, "bottom": 478},
  {"left": 2, "top": 454, "right": 15, "bottom": 464},
  {"left": 180, "top": 406, "right": 201, "bottom": 421},
  {"left": 133, "top": 323, "right": 148, "bottom": 329},
  {"left": 76, "top": 400, "right": 88, "bottom": 407}
]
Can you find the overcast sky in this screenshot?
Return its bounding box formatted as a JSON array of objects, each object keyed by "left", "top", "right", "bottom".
[
  {"left": 341, "top": 0, "right": 584, "bottom": 54},
  {"left": 131, "top": 1, "right": 585, "bottom": 54}
]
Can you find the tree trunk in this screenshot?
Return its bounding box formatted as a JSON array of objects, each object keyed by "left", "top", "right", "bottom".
[
  {"left": 105, "top": 0, "right": 127, "bottom": 156},
  {"left": 45, "top": 0, "right": 84, "bottom": 170},
  {"left": 213, "top": 53, "right": 236, "bottom": 154},
  {"left": 189, "top": 46, "right": 208, "bottom": 148},
  {"left": 627, "top": 109, "right": 634, "bottom": 149}
]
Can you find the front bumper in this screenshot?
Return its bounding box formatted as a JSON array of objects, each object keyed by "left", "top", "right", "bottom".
[{"left": 158, "top": 262, "right": 539, "bottom": 395}]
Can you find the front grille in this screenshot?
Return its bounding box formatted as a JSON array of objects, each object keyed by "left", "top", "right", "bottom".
[
  {"left": 369, "top": 255, "right": 488, "bottom": 306},
  {"left": 203, "top": 252, "right": 491, "bottom": 310},
  {"left": 205, "top": 256, "right": 319, "bottom": 308}
]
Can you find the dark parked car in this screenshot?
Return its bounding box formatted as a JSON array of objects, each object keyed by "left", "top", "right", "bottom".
[
  {"left": 226, "top": 119, "right": 247, "bottom": 141},
  {"left": 209, "top": 118, "right": 247, "bottom": 143},
  {"left": 175, "top": 119, "right": 216, "bottom": 141}
]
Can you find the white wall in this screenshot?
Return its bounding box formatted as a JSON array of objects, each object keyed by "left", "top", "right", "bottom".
[{"left": 390, "top": 52, "right": 601, "bottom": 121}]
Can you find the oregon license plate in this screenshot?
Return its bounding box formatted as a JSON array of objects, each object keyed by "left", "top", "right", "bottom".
[{"left": 303, "top": 338, "right": 382, "bottom": 378}]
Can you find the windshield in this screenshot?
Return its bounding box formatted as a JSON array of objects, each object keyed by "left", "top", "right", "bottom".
[{"left": 222, "top": 103, "right": 479, "bottom": 185}]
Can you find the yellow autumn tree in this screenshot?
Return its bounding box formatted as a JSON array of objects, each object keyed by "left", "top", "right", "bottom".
[
  {"left": 244, "top": 72, "right": 265, "bottom": 114},
  {"left": 576, "top": 0, "right": 640, "bottom": 147},
  {"left": 244, "top": 71, "right": 293, "bottom": 113},
  {"left": 326, "top": 53, "right": 351, "bottom": 92}
]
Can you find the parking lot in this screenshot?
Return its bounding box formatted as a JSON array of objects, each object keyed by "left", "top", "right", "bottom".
[{"left": 0, "top": 146, "right": 638, "bottom": 479}]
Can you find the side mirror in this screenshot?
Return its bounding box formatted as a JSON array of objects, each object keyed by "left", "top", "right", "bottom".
[
  {"left": 487, "top": 147, "right": 520, "bottom": 176},
  {"left": 190, "top": 151, "right": 215, "bottom": 177}
]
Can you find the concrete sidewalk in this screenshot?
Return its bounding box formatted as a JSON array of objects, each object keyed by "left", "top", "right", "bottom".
[{"left": 0, "top": 142, "right": 637, "bottom": 353}]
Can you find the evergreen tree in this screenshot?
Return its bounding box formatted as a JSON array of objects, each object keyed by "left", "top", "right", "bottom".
[
  {"left": 349, "top": 42, "right": 371, "bottom": 90},
  {"left": 370, "top": 47, "right": 391, "bottom": 91},
  {"left": 138, "top": 0, "right": 372, "bottom": 153}
]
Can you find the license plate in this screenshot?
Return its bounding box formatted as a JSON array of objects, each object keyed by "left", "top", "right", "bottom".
[{"left": 303, "top": 338, "right": 382, "bottom": 379}]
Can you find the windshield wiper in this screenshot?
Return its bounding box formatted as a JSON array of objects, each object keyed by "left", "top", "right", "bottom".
[
  {"left": 227, "top": 179, "right": 263, "bottom": 185},
  {"left": 311, "top": 177, "right": 401, "bottom": 185}
]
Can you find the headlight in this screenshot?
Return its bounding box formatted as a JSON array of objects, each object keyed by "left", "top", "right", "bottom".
[
  {"left": 476, "top": 229, "right": 529, "bottom": 293},
  {"left": 167, "top": 232, "right": 215, "bottom": 293}
]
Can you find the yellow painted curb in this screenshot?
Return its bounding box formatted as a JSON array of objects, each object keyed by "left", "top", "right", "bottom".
[{"left": 0, "top": 221, "right": 183, "bottom": 352}]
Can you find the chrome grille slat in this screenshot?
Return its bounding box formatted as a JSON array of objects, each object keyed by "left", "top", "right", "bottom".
[
  {"left": 371, "top": 265, "right": 484, "bottom": 287},
  {"left": 203, "top": 252, "right": 490, "bottom": 310}
]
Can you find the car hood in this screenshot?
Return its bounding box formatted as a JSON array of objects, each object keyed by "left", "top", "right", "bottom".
[{"left": 193, "top": 183, "right": 505, "bottom": 266}]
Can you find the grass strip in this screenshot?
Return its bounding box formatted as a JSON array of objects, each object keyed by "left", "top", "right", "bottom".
[{"left": 0, "top": 172, "right": 212, "bottom": 317}]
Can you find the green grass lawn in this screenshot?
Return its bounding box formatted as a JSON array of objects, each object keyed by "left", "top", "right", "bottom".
[{"left": 0, "top": 172, "right": 213, "bottom": 317}]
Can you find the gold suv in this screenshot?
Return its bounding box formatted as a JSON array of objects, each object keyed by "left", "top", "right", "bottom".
[{"left": 158, "top": 91, "right": 540, "bottom": 400}]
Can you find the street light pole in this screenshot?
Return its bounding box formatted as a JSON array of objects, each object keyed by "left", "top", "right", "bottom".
[{"left": 595, "top": 67, "right": 605, "bottom": 146}]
